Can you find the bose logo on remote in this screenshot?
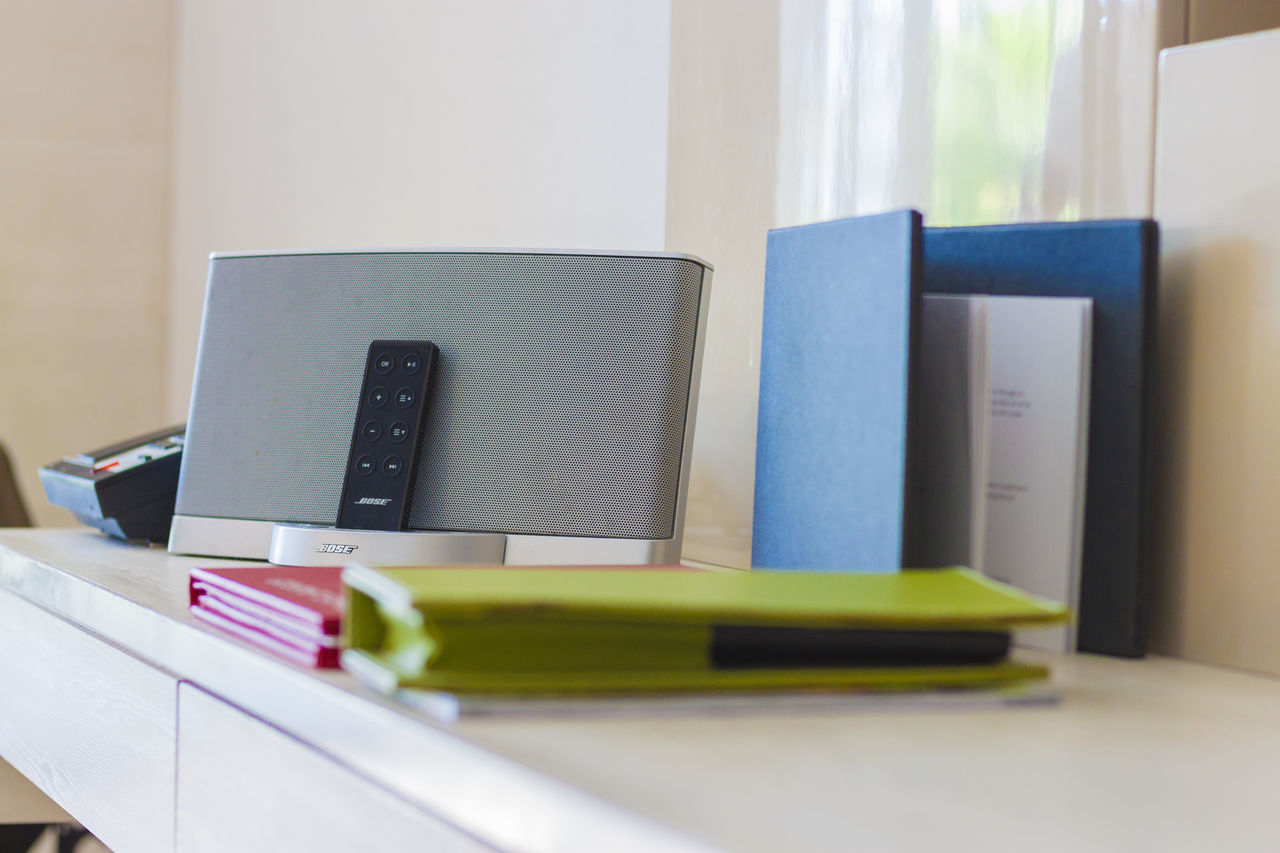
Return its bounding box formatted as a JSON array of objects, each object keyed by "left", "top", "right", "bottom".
[
  {"left": 315, "top": 544, "right": 357, "bottom": 554},
  {"left": 354, "top": 497, "right": 392, "bottom": 506}
]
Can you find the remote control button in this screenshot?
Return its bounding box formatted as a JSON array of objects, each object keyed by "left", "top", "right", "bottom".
[
  {"left": 402, "top": 352, "right": 422, "bottom": 374},
  {"left": 383, "top": 455, "right": 403, "bottom": 476},
  {"left": 368, "top": 386, "right": 389, "bottom": 407},
  {"left": 374, "top": 352, "right": 395, "bottom": 374},
  {"left": 394, "top": 387, "right": 415, "bottom": 408},
  {"left": 355, "top": 455, "right": 376, "bottom": 476},
  {"left": 361, "top": 420, "right": 382, "bottom": 442},
  {"left": 389, "top": 421, "right": 410, "bottom": 443}
]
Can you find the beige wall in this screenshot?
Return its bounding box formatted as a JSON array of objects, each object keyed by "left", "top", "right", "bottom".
[
  {"left": 1187, "top": 0, "right": 1280, "bottom": 43},
  {"left": 0, "top": 0, "right": 172, "bottom": 526}
]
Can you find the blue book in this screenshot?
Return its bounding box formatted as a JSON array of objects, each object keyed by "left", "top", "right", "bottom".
[
  {"left": 752, "top": 210, "right": 923, "bottom": 572},
  {"left": 922, "top": 220, "right": 1158, "bottom": 657}
]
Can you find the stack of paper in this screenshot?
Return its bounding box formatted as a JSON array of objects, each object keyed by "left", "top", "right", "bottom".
[
  {"left": 340, "top": 565, "right": 1067, "bottom": 695},
  {"left": 189, "top": 566, "right": 344, "bottom": 668}
]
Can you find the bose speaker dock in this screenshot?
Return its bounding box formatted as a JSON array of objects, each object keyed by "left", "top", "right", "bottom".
[{"left": 168, "top": 249, "right": 712, "bottom": 566}]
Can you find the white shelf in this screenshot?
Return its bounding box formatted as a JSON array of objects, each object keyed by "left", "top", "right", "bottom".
[{"left": 2, "top": 529, "right": 1278, "bottom": 852}]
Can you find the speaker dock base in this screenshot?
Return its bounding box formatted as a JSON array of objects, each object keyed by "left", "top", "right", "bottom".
[{"left": 268, "top": 523, "right": 507, "bottom": 567}]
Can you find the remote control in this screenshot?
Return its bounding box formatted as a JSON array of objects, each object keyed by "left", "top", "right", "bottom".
[{"left": 336, "top": 341, "right": 439, "bottom": 531}]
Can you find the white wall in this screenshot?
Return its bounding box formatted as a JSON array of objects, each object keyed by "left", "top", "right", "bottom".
[{"left": 167, "top": 0, "right": 672, "bottom": 420}]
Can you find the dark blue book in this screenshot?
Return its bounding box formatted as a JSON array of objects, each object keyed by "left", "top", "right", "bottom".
[
  {"left": 923, "top": 220, "right": 1158, "bottom": 657},
  {"left": 752, "top": 210, "right": 924, "bottom": 572}
]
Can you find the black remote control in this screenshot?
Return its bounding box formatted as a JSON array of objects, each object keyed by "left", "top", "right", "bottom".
[{"left": 336, "top": 341, "right": 439, "bottom": 531}]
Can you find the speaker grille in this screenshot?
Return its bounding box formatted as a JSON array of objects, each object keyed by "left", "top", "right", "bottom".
[{"left": 177, "top": 251, "right": 706, "bottom": 539}]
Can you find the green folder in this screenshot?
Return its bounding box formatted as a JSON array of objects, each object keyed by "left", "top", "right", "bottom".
[{"left": 341, "top": 565, "right": 1068, "bottom": 695}]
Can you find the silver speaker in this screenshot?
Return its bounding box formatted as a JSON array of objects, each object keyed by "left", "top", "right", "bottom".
[{"left": 168, "top": 249, "right": 712, "bottom": 565}]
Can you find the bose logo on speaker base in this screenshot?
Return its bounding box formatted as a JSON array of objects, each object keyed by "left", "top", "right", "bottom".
[
  {"left": 354, "top": 497, "right": 392, "bottom": 506},
  {"left": 316, "top": 544, "right": 357, "bottom": 554}
]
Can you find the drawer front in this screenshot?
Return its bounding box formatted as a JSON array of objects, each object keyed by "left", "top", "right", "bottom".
[
  {"left": 0, "top": 587, "right": 176, "bottom": 853},
  {"left": 176, "top": 684, "right": 491, "bottom": 853}
]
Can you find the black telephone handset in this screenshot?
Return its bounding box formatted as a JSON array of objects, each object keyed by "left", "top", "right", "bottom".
[{"left": 39, "top": 425, "right": 186, "bottom": 543}]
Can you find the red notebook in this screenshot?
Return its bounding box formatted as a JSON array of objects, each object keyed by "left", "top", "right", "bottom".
[
  {"left": 189, "top": 565, "right": 344, "bottom": 668},
  {"left": 191, "top": 583, "right": 335, "bottom": 642},
  {"left": 189, "top": 566, "right": 344, "bottom": 634},
  {"left": 190, "top": 603, "right": 341, "bottom": 668}
]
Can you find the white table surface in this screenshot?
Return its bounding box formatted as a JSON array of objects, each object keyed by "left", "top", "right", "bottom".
[{"left": 2, "top": 528, "right": 1277, "bottom": 852}]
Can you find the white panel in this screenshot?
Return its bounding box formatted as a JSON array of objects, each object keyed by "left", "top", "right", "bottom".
[
  {"left": 176, "top": 684, "right": 487, "bottom": 853},
  {"left": 1150, "top": 29, "right": 1280, "bottom": 674},
  {"left": 0, "top": 588, "right": 175, "bottom": 853}
]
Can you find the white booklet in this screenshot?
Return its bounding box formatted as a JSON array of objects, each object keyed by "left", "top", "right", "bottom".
[
  {"left": 916, "top": 294, "right": 1092, "bottom": 653},
  {"left": 982, "top": 295, "right": 1092, "bottom": 653}
]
